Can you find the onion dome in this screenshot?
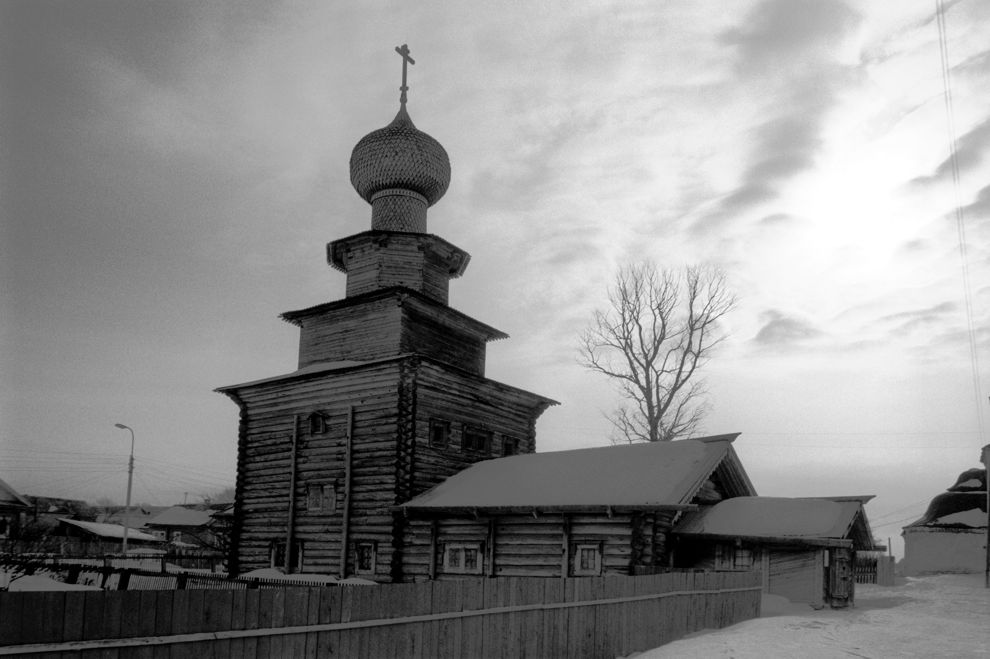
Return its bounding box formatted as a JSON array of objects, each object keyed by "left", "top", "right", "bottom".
[{"left": 349, "top": 105, "right": 451, "bottom": 233}]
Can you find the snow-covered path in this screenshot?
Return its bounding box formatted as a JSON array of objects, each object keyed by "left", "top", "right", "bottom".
[{"left": 635, "top": 574, "right": 989, "bottom": 658}]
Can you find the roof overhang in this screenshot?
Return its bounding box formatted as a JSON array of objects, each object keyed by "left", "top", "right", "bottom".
[
  {"left": 674, "top": 531, "right": 854, "bottom": 549},
  {"left": 397, "top": 503, "right": 699, "bottom": 517}
]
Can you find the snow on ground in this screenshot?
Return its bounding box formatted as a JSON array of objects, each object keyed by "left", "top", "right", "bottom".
[{"left": 632, "top": 574, "right": 989, "bottom": 658}]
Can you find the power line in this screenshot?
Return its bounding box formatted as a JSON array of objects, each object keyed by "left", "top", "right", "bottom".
[{"left": 935, "top": 0, "right": 987, "bottom": 443}]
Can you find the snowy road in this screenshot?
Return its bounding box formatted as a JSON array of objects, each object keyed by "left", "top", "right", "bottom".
[{"left": 635, "top": 574, "right": 989, "bottom": 659}]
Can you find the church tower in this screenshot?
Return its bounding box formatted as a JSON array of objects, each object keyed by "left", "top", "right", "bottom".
[{"left": 218, "top": 46, "right": 556, "bottom": 582}]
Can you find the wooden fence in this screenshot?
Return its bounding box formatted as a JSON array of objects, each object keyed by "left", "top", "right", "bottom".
[
  {"left": 854, "top": 553, "right": 895, "bottom": 586},
  {"left": 0, "top": 571, "right": 761, "bottom": 658}
]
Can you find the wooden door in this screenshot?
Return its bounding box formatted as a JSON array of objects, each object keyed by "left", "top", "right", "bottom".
[{"left": 828, "top": 548, "right": 854, "bottom": 608}]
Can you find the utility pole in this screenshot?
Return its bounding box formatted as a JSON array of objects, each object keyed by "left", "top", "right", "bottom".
[
  {"left": 981, "top": 440, "right": 989, "bottom": 589},
  {"left": 114, "top": 424, "right": 135, "bottom": 556}
]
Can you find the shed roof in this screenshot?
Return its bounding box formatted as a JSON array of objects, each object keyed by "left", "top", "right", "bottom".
[
  {"left": 58, "top": 518, "right": 160, "bottom": 542},
  {"left": 147, "top": 506, "right": 212, "bottom": 528},
  {"left": 401, "top": 434, "right": 754, "bottom": 512},
  {"left": 673, "top": 496, "right": 879, "bottom": 550}
]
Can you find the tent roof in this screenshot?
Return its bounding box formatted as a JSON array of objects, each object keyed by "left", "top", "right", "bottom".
[
  {"left": 674, "top": 496, "right": 879, "bottom": 550},
  {"left": 402, "top": 434, "right": 754, "bottom": 512}
]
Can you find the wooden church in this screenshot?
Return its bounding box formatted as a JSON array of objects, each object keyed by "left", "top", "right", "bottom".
[
  {"left": 217, "top": 47, "right": 557, "bottom": 581},
  {"left": 219, "top": 48, "right": 879, "bottom": 596}
]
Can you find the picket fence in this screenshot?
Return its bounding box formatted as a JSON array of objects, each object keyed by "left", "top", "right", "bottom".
[
  {"left": 854, "top": 553, "right": 895, "bottom": 586},
  {"left": 0, "top": 570, "right": 761, "bottom": 658}
]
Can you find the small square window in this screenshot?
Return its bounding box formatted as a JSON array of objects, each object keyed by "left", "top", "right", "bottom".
[
  {"left": 271, "top": 540, "right": 304, "bottom": 571},
  {"left": 443, "top": 543, "right": 483, "bottom": 574},
  {"left": 307, "top": 483, "right": 336, "bottom": 512},
  {"left": 355, "top": 542, "right": 376, "bottom": 574},
  {"left": 429, "top": 419, "right": 451, "bottom": 448},
  {"left": 573, "top": 544, "right": 601, "bottom": 576},
  {"left": 461, "top": 425, "right": 492, "bottom": 453},
  {"left": 501, "top": 435, "right": 520, "bottom": 456},
  {"left": 308, "top": 413, "right": 326, "bottom": 435}
]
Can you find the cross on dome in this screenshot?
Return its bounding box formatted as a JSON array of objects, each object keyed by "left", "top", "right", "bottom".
[{"left": 395, "top": 44, "right": 415, "bottom": 107}]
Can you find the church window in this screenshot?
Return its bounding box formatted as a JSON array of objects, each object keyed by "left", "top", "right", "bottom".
[
  {"left": 307, "top": 483, "right": 336, "bottom": 512},
  {"left": 355, "top": 542, "right": 377, "bottom": 574},
  {"left": 308, "top": 412, "right": 327, "bottom": 435},
  {"left": 443, "top": 543, "right": 482, "bottom": 574},
  {"left": 501, "top": 435, "right": 520, "bottom": 456},
  {"left": 461, "top": 425, "right": 492, "bottom": 453},
  {"left": 271, "top": 540, "right": 304, "bottom": 571},
  {"left": 573, "top": 544, "right": 602, "bottom": 576},
  {"left": 429, "top": 419, "right": 451, "bottom": 448}
]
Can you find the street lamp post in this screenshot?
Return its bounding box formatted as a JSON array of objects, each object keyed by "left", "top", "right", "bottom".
[{"left": 114, "top": 423, "right": 135, "bottom": 556}]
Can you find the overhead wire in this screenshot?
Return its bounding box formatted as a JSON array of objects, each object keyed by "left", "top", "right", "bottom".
[{"left": 935, "top": 0, "right": 987, "bottom": 443}]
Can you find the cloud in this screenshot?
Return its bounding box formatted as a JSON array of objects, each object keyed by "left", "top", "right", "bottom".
[
  {"left": 877, "top": 301, "right": 958, "bottom": 336},
  {"left": 720, "top": 0, "right": 861, "bottom": 71},
  {"left": 911, "top": 117, "right": 990, "bottom": 187},
  {"left": 957, "top": 183, "right": 990, "bottom": 219},
  {"left": 689, "top": 0, "right": 862, "bottom": 235},
  {"left": 752, "top": 309, "right": 823, "bottom": 348}
]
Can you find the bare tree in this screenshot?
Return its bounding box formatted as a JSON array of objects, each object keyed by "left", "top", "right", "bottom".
[{"left": 579, "top": 263, "right": 737, "bottom": 442}]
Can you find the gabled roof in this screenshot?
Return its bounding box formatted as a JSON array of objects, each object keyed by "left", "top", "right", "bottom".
[
  {"left": 673, "top": 496, "right": 879, "bottom": 550},
  {"left": 0, "top": 476, "right": 30, "bottom": 508},
  {"left": 147, "top": 506, "right": 212, "bottom": 528},
  {"left": 58, "top": 518, "right": 160, "bottom": 542},
  {"left": 401, "top": 434, "right": 754, "bottom": 513}
]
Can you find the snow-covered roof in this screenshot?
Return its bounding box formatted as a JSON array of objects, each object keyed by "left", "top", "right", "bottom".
[
  {"left": 0, "top": 476, "right": 30, "bottom": 508},
  {"left": 674, "top": 496, "right": 878, "bottom": 549},
  {"left": 402, "top": 434, "right": 754, "bottom": 511},
  {"left": 147, "top": 506, "right": 212, "bottom": 528},
  {"left": 58, "top": 518, "right": 161, "bottom": 542}
]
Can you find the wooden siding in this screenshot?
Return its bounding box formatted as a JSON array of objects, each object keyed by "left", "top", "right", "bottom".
[
  {"left": 296, "top": 297, "right": 404, "bottom": 368},
  {"left": 229, "top": 360, "right": 405, "bottom": 579},
  {"left": 401, "top": 512, "right": 674, "bottom": 580},
  {"left": 412, "top": 360, "right": 552, "bottom": 498},
  {"left": 400, "top": 305, "right": 487, "bottom": 376}
]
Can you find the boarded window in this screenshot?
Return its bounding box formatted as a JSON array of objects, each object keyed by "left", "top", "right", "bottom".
[
  {"left": 461, "top": 425, "right": 492, "bottom": 453},
  {"left": 355, "top": 542, "right": 376, "bottom": 574},
  {"left": 573, "top": 544, "right": 602, "bottom": 576},
  {"left": 443, "top": 543, "right": 483, "bottom": 574},
  {"left": 429, "top": 419, "right": 451, "bottom": 448}
]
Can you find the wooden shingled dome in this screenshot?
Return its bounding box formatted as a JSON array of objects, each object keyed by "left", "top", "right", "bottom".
[{"left": 349, "top": 105, "right": 450, "bottom": 232}]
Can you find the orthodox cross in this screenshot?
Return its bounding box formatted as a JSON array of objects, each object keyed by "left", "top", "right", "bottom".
[{"left": 395, "top": 44, "right": 415, "bottom": 107}]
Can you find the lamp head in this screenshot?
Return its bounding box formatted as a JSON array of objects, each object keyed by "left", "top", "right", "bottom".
[{"left": 114, "top": 423, "right": 129, "bottom": 430}]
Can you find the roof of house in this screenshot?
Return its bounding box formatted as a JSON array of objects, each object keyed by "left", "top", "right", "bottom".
[
  {"left": 147, "top": 506, "right": 213, "bottom": 528},
  {"left": 58, "top": 518, "right": 161, "bottom": 542},
  {"left": 401, "top": 434, "right": 755, "bottom": 513},
  {"left": 0, "top": 476, "right": 30, "bottom": 509},
  {"left": 673, "top": 496, "right": 879, "bottom": 549}
]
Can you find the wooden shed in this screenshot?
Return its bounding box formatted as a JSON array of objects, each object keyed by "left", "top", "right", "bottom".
[
  {"left": 672, "top": 495, "right": 880, "bottom": 608},
  {"left": 398, "top": 434, "right": 756, "bottom": 580}
]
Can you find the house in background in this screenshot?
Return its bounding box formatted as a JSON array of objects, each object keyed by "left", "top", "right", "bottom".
[
  {"left": 145, "top": 506, "right": 223, "bottom": 551},
  {"left": 671, "top": 495, "right": 880, "bottom": 608},
  {"left": 56, "top": 518, "right": 162, "bottom": 553},
  {"left": 0, "top": 477, "right": 30, "bottom": 542},
  {"left": 901, "top": 467, "right": 987, "bottom": 576}
]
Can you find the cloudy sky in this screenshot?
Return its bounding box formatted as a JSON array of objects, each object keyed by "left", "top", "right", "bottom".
[{"left": 2, "top": 0, "right": 988, "bottom": 557}]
